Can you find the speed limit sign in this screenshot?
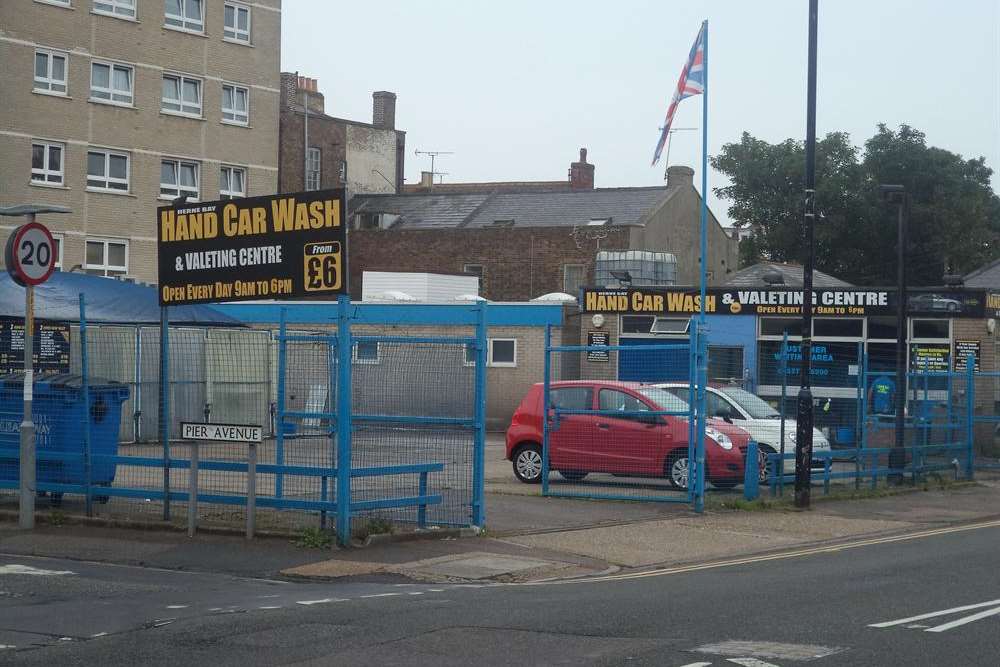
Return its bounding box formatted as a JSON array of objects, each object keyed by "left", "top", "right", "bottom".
[{"left": 5, "top": 222, "right": 57, "bottom": 287}]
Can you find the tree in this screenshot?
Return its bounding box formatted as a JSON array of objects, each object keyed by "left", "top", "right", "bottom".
[{"left": 711, "top": 125, "right": 1000, "bottom": 285}]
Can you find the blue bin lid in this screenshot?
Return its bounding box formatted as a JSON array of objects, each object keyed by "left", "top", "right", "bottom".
[{"left": 0, "top": 372, "right": 128, "bottom": 394}]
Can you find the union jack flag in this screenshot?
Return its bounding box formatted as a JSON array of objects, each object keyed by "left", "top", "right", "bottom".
[{"left": 651, "top": 23, "right": 706, "bottom": 166}]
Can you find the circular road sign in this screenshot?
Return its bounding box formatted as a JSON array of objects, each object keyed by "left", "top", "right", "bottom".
[{"left": 6, "top": 222, "right": 57, "bottom": 287}]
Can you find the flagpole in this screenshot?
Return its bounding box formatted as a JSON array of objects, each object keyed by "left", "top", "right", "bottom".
[{"left": 694, "top": 19, "right": 709, "bottom": 513}]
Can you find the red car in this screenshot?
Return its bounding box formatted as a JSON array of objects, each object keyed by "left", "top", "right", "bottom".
[{"left": 505, "top": 381, "right": 751, "bottom": 490}]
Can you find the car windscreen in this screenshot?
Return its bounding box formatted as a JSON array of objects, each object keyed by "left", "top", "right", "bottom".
[
  {"left": 637, "top": 387, "right": 691, "bottom": 414},
  {"left": 719, "top": 386, "right": 780, "bottom": 419}
]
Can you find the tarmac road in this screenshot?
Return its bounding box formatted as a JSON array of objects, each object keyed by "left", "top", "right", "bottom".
[{"left": 2, "top": 520, "right": 999, "bottom": 665}]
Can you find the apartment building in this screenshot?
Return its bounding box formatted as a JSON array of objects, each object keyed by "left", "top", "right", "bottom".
[{"left": 0, "top": 0, "right": 281, "bottom": 282}]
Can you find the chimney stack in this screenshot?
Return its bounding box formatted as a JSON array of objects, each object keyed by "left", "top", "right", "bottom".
[
  {"left": 569, "top": 147, "right": 595, "bottom": 189},
  {"left": 666, "top": 165, "right": 695, "bottom": 188},
  {"left": 373, "top": 91, "right": 397, "bottom": 129}
]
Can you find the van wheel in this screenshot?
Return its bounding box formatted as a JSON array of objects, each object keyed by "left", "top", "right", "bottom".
[
  {"left": 665, "top": 451, "right": 689, "bottom": 490},
  {"left": 513, "top": 444, "right": 543, "bottom": 484},
  {"left": 559, "top": 471, "right": 588, "bottom": 482}
]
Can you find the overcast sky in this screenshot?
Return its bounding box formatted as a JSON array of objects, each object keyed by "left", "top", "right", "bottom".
[{"left": 281, "top": 0, "right": 999, "bottom": 226}]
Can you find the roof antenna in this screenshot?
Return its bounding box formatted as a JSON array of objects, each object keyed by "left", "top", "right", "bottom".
[
  {"left": 414, "top": 150, "right": 454, "bottom": 185},
  {"left": 659, "top": 127, "right": 697, "bottom": 181}
]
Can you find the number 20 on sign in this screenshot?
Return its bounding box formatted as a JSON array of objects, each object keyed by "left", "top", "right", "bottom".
[
  {"left": 5, "top": 222, "right": 57, "bottom": 287},
  {"left": 303, "top": 241, "right": 341, "bottom": 292}
]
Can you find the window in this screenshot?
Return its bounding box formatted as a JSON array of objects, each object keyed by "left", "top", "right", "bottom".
[
  {"left": 93, "top": 0, "right": 136, "bottom": 18},
  {"left": 488, "top": 338, "right": 516, "bottom": 367},
  {"left": 598, "top": 389, "right": 653, "bottom": 421},
  {"left": 221, "top": 83, "right": 249, "bottom": 124},
  {"left": 708, "top": 346, "right": 745, "bottom": 383},
  {"left": 651, "top": 317, "right": 690, "bottom": 334},
  {"left": 219, "top": 166, "right": 245, "bottom": 200},
  {"left": 562, "top": 264, "right": 586, "bottom": 295},
  {"left": 463, "top": 264, "right": 484, "bottom": 280},
  {"left": 223, "top": 2, "right": 251, "bottom": 42},
  {"left": 912, "top": 319, "right": 949, "bottom": 340},
  {"left": 51, "top": 234, "right": 64, "bottom": 271},
  {"left": 162, "top": 74, "right": 202, "bottom": 116},
  {"left": 160, "top": 159, "right": 200, "bottom": 200},
  {"left": 165, "top": 0, "right": 203, "bottom": 31},
  {"left": 549, "top": 387, "right": 593, "bottom": 412},
  {"left": 90, "top": 61, "right": 133, "bottom": 105},
  {"left": 759, "top": 317, "right": 802, "bottom": 338},
  {"left": 34, "top": 49, "right": 68, "bottom": 94},
  {"left": 867, "top": 317, "right": 898, "bottom": 340},
  {"left": 339, "top": 160, "right": 347, "bottom": 182},
  {"left": 463, "top": 343, "right": 477, "bottom": 366},
  {"left": 31, "top": 141, "right": 64, "bottom": 185},
  {"left": 621, "top": 315, "right": 654, "bottom": 334},
  {"left": 813, "top": 318, "right": 863, "bottom": 338},
  {"left": 353, "top": 341, "right": 379, "bottom": 364},
  {"left": 85, "top": 238, "right": 128, "bottom": 277},
  {"left": 86, "top": 149, "right": 129, "bottom": 191},
  {"left": 306, "top": 147, "right": 321, "bottom": 190}
]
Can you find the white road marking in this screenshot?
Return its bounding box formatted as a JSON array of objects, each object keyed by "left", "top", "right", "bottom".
[
  {"left": 678, "top": 663, "right": 713, "bottom": 667},
  {"left": 258, "top": 594, "right": 280, "bottom": 598},
  {"left": 258, "top": 606, "right": 282, "bottom": 610},
  {"left": 408, "top": 592, "right": 424, "bottom": 596},
  {"left": 0, "top": 645, "right": 15, "bottom": 649},
  {"left": 869, "top": 599, "right": 1000, "bottom": 628},
  {"left": 208, "top": 608, "right": 222, "bottom": 612},
  {"left": 59, "top": 637, "right": 73, "bottom": 642},
  {"left": 295, "top": 598, "right": 344, "bottom": 606},
  {"left": 727, "top": 659, "right": 781, "bottom": 667},
  {"left": 428, "top": 588, "right": 445, "bottom": 592},
  {"left": 90, "top": 633, "right": 108, "bottom": 638},
  {"left": 0, "top": 564, "right": 74, "bottom": 576},
  {"left": 925, "top": 606, "right": 1000, "bottom": 633},
  {"left": 360, "top": 593, "right": 400, "bottom": 599},
  {"left": 166, "top": 605, "right": 188, "bottom": 609}
]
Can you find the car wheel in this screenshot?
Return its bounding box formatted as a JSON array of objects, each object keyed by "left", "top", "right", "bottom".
[
  {"left": 559, "top": 471, "right": 588, "bottom": 482},
  {"left": 665, "top": 451, "right": 689, "bottom": 490},
  {"left": 757, "top": 446, "right": 773, "bottom": 484},
  {"left": 513, "top": 444, "right": 543, "bottom": 484}
]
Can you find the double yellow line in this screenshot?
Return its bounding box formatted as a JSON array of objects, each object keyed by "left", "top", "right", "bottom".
[{"left": 525, "top": 518, "right": 1000, "bottom": 586}]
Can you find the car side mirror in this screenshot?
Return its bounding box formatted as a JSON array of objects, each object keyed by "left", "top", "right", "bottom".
[{"left": 720, "top": 413, "right": 734, "bottom": 424}]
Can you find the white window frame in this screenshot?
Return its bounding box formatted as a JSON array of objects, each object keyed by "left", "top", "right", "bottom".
[
  {"left": 161, "top": 73, "right": 203, "bottom": 117},
  {"left": 164, "top": 0, "right": 204, "bottom": 32},
  {"left": 90, "top": 60, "right": 134, "bottom": 106},
  {"left": 31, "top": 140, "right": 65, "bottom": 186},
  {"left": 463, "top": 263, "right": 484, "bottom": 278},
  {"left": 306, "top": 147, "right": 321, "bottom": 191},
  {"left": 93, "top": 0, "right": 136, "bottom": 19},
  {"left": 34, "top": 49, "right": 69, "bottom": 95},
  {"left": 51, "top": 233, "right": 65, "bottom": 271},
  {"left": 34, "top": 0, "right": 72, "bottom": 6},
  {"left": 463, "top": 343, "right": 477, "bottom": 367},
  {"left": 160, "top": 158, "right": 200, "bottom": 201},
  {"left": 85, "top": 237, "right": 129, "bottom": 277},
  {"left": 219, "top": 165, "right": 246, "bottom": 200},
  {"left": 221, "top": 83, "right": 249, "bottom": 125},
  {"left": 352, "top": 341, "right": 380, "bottom": 365},
  {"left": 562, "top": 263, "right": 586, "bottom": 295},
  {"left": 488, "top": 338, "right": 517, "bottom": 368},
  {"left": 223, "top": 2, "right": 251, "bottom": 43},
  {"left": 86, "top": 148, "right": 130, "bottom": 192}
]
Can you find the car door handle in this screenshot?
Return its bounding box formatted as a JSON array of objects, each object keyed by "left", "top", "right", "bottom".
[{"left": 597, "top": 423, "right": 610, "bottom": 429}]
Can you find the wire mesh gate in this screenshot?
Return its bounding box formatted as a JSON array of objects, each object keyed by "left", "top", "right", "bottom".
[{"left": 540, "top": 324, "right": 707, "bottom": 507}]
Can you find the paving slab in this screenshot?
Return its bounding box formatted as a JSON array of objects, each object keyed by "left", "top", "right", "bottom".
[{"left": 401, "top": 552, "right": 560, "bottom": 580}]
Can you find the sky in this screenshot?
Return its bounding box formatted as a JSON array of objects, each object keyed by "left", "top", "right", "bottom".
[{"left": 281, "top": 0, "right": 1000, "bottom": 227}]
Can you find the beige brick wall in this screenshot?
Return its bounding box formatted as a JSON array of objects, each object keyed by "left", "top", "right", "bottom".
[{"left": 0, "top": 0, "right": 281, "bottom": 283}]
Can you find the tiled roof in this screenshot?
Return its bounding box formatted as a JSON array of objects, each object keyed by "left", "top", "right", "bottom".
[
  {"left": 724, "top": 262, "right": 853, "bottom": 288},
  {"left": 964, "top": 258, "right": 1000, "bottom": 288},
  {"left": 349, "top": 186, "right": 675, "bottom": 229}
]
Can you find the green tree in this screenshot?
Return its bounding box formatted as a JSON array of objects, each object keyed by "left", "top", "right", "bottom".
[{"left": 711, "top": 125, "right": 1000, "bottom": 284}]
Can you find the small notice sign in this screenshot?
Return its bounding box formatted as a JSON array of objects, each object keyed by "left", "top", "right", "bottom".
[
  {"left": 181, "top": 422, "right": 262, "bottom": 443},
  {"left": 954, "top": 340, "right": 981, "bottom": 372},
  {"left": 587, "top": 330, "right": 610, "bottom": 362}
]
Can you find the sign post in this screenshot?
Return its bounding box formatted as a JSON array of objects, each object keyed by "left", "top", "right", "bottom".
[{"left": 4, "top": 216, "right": 59, "bottom": 530}]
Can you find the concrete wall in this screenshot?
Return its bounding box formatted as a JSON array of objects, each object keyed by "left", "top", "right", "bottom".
[
  {"left": 0, "top": 0, "right": 281, "bottom": 282},
  {"left": 345, "top": 124, "right": 399, "bottom": 195}
]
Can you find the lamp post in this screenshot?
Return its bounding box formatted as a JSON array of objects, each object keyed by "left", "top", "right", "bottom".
[
  {"left": 879, "top": 185, "right": 907, "bottom": 474},
  {"left": 795, "top": 0, "right": 819, "bottom": 509}
]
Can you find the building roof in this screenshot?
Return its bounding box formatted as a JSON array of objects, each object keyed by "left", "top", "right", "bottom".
[
  {"left": 964, "top": 257, "right": 1000, "bottom": 288},
  {"left": 349, "top": 186, "right": 675, "bottom": 230},
  {"left": 724, "top": 262, "right": 853, "bottom": 288}
]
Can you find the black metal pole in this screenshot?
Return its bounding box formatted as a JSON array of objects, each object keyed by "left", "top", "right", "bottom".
[
  {"left": 893, "top": 197, "right": 908, "bottom": 465},
  {"left": 795, "top": 0, "right": 819, "bottom": 509}
]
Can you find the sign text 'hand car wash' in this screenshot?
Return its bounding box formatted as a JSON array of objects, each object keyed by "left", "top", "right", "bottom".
[{"left": 157, "top": 189, "right": 348, "bottom": 305}]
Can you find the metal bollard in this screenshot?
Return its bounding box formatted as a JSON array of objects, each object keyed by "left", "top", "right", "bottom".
[
  {"left": 246, "top": 442, "right": 257, "bottom": 539},
  {"left": 418, "top": 471, "right": 428, "bottom": 528},
  {"left": 743, "top": 440, "right": 759, "bottom": 502},
  {"left": 187, "top": 442, "right": 198, "bottom": 538}
]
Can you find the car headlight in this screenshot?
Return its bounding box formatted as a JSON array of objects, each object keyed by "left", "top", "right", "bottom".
[{"left": 705, "top": 427, "right": 733, "bottom": 450}]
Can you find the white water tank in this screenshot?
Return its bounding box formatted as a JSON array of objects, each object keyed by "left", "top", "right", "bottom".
[{"left": 594, "top": 250, "right": 677, "bottom": 286}]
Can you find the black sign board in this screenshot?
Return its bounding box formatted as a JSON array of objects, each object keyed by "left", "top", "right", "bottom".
[
  {"left": 910, "top": 344, "right": 950, "bottom": 373},
  {"left": 587, "top": 330, "right": 610, "bottom": 362},
  {"left": 0, "top": 318, "right": 70, "bottom": 373},
  {"left": 580, "top": 287, "right": 987, "bottom": 318},
  {"left": 954, "top": 340, "right": 981, "bottom": 372},
  {"left": 157, "top": 189, "right": 348, "bottom": 306}
]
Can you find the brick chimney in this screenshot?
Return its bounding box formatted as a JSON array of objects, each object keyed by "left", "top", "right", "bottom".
[
  {"left": 280, "top": 72, "right": 325, "bottom": 114},
  {"left": 420, "top": 171, "right": 434, "bottom": 187},
  {"left": 569, "top": 147, "right": 595, "bottom": 189},
  {"left": 373, "top": 91, "right": 396, "bottom": 129},
  {"left": 666, "top": 165, "right": 695, "bottom": 188}
]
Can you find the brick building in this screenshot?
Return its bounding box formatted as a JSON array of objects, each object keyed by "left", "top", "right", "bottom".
[
  {"left": 348, "top": 160, "right": 739, "bottom": 301},
  {"left": 0, "top": 0, "right": 282, "bottom": 282},
  {"left": 278, "top": 73, "right": 405, "bottom": 196}
]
